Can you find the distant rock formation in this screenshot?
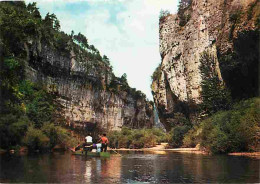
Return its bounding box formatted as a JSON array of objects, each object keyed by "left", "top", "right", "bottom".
[
  {"left": 152, "top": 0, "right": 259, "bottom": 131},
  {"left": 25, "top": 41, "right": 154, "bottom": 132}
]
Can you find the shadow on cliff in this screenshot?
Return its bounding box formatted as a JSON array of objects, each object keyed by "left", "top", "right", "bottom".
[{"left": 218, "top": 30, "right": 259, "bottom": 100}]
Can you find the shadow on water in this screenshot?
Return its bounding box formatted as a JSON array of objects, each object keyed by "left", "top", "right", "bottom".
[{"left": 0, "top": 151, "right": 259, "bottom": 183}]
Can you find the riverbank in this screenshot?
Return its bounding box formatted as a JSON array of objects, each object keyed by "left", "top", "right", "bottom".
[
  {"left": 108, "top": 143, "right": 205, "bottom": 153},
  {"left": 228, "top": 152, "right": 260, "bottom": 158},
  {"left": 108, "top": 143, "right": 260, "bottom": 158}
]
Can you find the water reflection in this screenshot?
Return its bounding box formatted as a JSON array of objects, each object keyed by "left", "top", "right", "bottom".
[{"left": 0, "top": 151, "right": 259, "bottom": 183}]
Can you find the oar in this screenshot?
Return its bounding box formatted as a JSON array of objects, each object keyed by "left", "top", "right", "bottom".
[
  {"left": 57, "top": 136, "right": 77, "bottom": 152},
  {"left": 111, "top": 149, "right": 122, "bottom": 157}
]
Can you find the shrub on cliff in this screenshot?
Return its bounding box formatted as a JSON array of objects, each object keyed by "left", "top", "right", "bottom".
[
  {"left": 183, "top": 98, "right": 260, "bottom": 153},
  {"left": 151, "top": 64, "right": 162, "bottom": 82},
  {"left": 159, "top": 10, "right": 171, "bottom": 22},
  {"left": 178, "top": 0, "right": 192, "bottom": 26}
]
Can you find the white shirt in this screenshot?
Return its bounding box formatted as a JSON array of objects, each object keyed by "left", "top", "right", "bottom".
[
  {"left": 96, "top": 143, "right": 102, "bottom": 148},
  {"left": 85, "top": 136, "right": 92, "bottom": 143}
]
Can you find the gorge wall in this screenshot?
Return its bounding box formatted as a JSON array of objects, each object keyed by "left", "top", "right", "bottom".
[
  {"left": 152, "top": 0, "right": 259, "bottom": 131},
  {"left": 24, "top": 39, "right": 154, "bottom": 132}
]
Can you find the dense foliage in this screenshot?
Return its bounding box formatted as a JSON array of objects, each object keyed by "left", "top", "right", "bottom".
[
  {"left": 183, "top": 98, "right": 260, "bottom": 153},
  {"left": 177, "top": 0, "right": 192, "bottom": 26},
  {"left": 153, "top": 1, "right": 259, "bottom": 153},
  {"left": 218, "top": 30, "right": 259, "bottom": 100},
  {"left": 0, "top": 2, "right": 152, "bottom": 150},
  {"left": 199, "top": 51, "right": 232, "bottom": 115},
  {"left": 108, "top": 127, "right": 168, "bottom": 149},
  {"left": 0, "top": 2, "right": 76, "bottom": 151}
]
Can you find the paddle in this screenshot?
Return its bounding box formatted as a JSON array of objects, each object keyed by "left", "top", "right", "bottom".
[
  {"left": 111, "top": 149, "right": 122, "bottom": 157},
  {"left": 56, "top": 136, "right": 77, "bottom": 152}
]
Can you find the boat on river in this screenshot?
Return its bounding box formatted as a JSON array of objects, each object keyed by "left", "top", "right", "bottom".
[{"left": 72, "top": 150, "right": 110, "bottom": 157}]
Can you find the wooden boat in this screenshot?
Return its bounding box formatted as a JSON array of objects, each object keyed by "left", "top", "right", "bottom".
[{"left": 72, "top": 150, "right": 110, "bottom": 157}]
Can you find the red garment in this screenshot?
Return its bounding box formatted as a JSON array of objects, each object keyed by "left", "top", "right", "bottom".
[{"left": 101, "top": 137, "right": 109, "bottom": 144}]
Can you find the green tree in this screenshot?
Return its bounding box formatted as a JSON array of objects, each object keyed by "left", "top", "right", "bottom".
[
  {"left": 159, "top": 9, "right": 170, "bottom": 21},
  {"left": 102, "top": 55, "right": 110, "bottom": 66},
  {"left": 177, "top": 0, "right": 192, "bottom": 26},
  {"left": 27, "top": 2, "right": 41, "bottom": 19},
  {"left": 121, "top": 73, "right": 127, "bottom": 83},
  {"left": 44, "top": 13, "right": 60, "bottom": 31},
  {"left": 199, "top": 52, "right": 232, "bottom": 115},
  {"left": 73, "top": 32, "right": 89, "bottom": 49}
]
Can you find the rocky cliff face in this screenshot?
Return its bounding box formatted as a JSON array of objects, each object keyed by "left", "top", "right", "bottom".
[
  {"left": 152, "top": 0, "right": 259, "bottom": 131},
  {"left": 25, "top": 41, "right": 154, "bottom": 131}
]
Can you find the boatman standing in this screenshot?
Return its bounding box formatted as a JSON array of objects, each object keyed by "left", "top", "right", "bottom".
[{"left": 100, "top": 133, "right": 109, "bottom": 152}]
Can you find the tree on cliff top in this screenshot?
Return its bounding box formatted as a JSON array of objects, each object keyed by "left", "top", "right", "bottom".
[
  {"left": 177, "top": 0, "right": 192, "bottom": 26},
  {"left": 159, "top": 9, "right": 170, "bottom": 22},
  {"left": 73, "top": 32, "right": 89, "bottom": 49},
  {"left": 178, "top": 0, "right": 192, "bottom": 10}
]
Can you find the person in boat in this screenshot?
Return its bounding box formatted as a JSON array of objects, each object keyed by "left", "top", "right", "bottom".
[
  {"left": 99, "top": 133, "right": 109, "bottom": 152},
  {"left": 96, "top": 135, "right": 102, "bottom": 153},
  {"left": 84, "top": 133, "right": 93, "bottom": 153}
]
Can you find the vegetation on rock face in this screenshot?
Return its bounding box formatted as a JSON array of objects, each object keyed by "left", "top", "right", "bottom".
[
  {"left": 199, "top": 51, "right": 232, "bottom": 115},
  {"left": 218, "top": 30, "right": 259, "bottom": 100},
  {"left": 183, "top": 98, "right": 260, "bottom": 153},
  {"left": 151, "top": 63, "right": 162, "bottom": 82},
  {"left": 153, "top": 11, "right": 259, "bottom": 152},
  {"left": 229, "top": 9, "right": 242, "bottom": 40},
  {"left": 177, "top": 0, "right": 192, "bottom": 27},
  {"left": 0, "top": 2, "right": 79, "bottom": 150},
  {"left": 0, "top": 1, "right": 148, "bottom": 100},
  {"left": 159, "top": 9, "right": 171, "bottom": 22},
  {"left": 0, "top": 2, "right": 153, "bottom": 150}
]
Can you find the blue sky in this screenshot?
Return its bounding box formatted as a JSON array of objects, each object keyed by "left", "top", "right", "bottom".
[{"left": 25, "top": 0, "right": 179, "bottom": 100}]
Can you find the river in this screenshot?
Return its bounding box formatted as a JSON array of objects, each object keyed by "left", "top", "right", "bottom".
[{"left": 0, "top": 151, "right": 259, "bottom": 183}]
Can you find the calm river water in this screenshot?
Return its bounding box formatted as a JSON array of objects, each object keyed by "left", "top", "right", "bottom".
[{"left": 0, "top": 151, "right": 259, "bottom": 183}]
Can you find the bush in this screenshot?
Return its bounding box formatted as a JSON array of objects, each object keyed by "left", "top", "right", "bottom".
[
  {"left": 42, "top": 123, "right": 78, "bottom": 149},
  {"left": 108, "top": 127, "right": 167, "bottom": 149},
  {"left": 183, "top": 98, "right": 260, "bottom": 153},
  {"left": 169, "top": 125, "right": 190, "bottom": 147},
  {"left": 183, "top": 125, "right": 201, "bottom": 147},
  {"left": 55, "top": 126, "right": 78, "bottom": 148},
  {"left": 23, "top": 126, "right": 50, "bottom": 151},
  {"left": 0, "top": 114, "right": 30, "bottom": 149},
  {"left": 23, "top": 124, "right": 78, "bottom": 151}
]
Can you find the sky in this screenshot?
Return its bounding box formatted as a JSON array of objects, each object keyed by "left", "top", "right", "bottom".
[{"left": 25, "top": 0, "right": 179, "bottom": 100}]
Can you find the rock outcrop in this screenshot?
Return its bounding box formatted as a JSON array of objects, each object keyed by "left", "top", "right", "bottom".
[
  {"left": 152, "top": 0, "right": 259, "bottom": 131},
  {"left": 25, "top": 41, "right": 154, "bottom": 131}
]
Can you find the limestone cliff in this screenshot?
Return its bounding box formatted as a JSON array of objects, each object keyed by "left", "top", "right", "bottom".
[
  {"left": 25, "top": 40, "right": 154, "bottom": 131},
  {"left": 152, "top": 0, "right": 259, "bottom": 131}
]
